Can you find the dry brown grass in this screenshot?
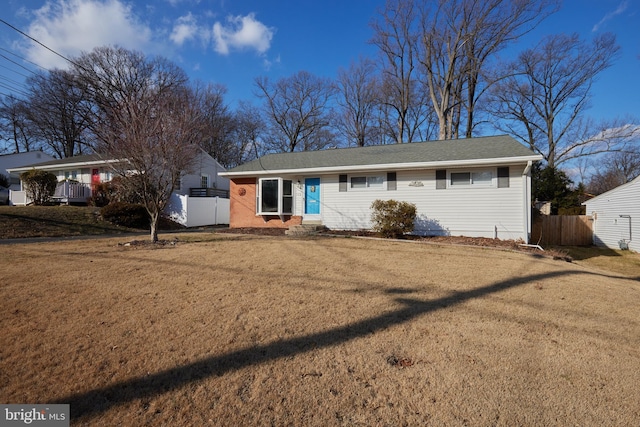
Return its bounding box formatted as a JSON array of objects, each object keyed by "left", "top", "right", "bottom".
[{"left": 1, "top": 233, "right": 639, "bottom": 426}]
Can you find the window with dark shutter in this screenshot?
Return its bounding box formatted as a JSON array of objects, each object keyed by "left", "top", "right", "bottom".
[
  {"left": 497, "top": 167, "right": 509, "bottom": 188},
  {"left": 436, "top": 169, "right": 446, "bottom": 189},
  {"left": 387, "top": 172, "right": 397, "bottom": 190},
  {"left": 339, "top": 174, "right": 347, "bottom": 192}
]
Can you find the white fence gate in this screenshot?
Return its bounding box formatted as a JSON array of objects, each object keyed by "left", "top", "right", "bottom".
[{"left": 166, "top": 194, "right": 230, "bottom": 227}]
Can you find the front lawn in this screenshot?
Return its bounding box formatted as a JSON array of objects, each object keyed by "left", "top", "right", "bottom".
[{"left": 1, "top": 234, "right": 638, "bottom": 425}]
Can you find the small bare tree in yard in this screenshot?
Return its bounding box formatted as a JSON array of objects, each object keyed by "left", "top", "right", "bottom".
[{"left": 74, "top": 46, "right": 203, "bottom": 242}]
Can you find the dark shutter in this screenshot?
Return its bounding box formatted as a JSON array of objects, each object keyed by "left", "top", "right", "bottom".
[
  {"left": 436, "top": 169, "right": 446, "bottom": 189},
  {"left": 387, "top": 172, "right": 397, "bottom": 190},
  {"left": 497, "top": 167, "right": 509, "bottom": 188},
  {"left": 339, "top": 174, "right": 347, "bottom": 192}
]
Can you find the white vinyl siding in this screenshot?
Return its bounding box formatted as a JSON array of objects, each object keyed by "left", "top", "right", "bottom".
[
  {"left": 584, "top": 177, "right": 640, "bottom": 252},
  {"left": 314, "top": 165, "right": 527, "bottom": 240}
]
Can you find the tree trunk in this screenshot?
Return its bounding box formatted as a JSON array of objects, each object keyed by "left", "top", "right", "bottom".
[{"left": 150, "top": 212, "right": 159, "bottom": 243}]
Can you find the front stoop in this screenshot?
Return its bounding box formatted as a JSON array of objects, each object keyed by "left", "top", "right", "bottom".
[{"left": 285, "top": 223, "right": 326, "bottom": 236}]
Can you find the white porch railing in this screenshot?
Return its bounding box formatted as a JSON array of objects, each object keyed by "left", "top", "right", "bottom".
[{"left": 52, "top": 181, "right": 92, "bottom": 204}]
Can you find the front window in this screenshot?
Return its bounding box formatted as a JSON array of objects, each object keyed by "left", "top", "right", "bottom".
[
  {"left": 450, "top": 172, "right": 471, "bottom": 186},
  {"left": 201, "top": 174, "right": 210, "bottom": 188},
  {"left": 450, "top": 170, "right": 493, "bottom": 187},
  {"left": 472, "top": 171, "right": 492, "bottom": 185},
  {"left": 350, "top": 175, "right": 384, "bottom": 189},
  {"left": 258, "top": 178, "right": 293, "bottom": 215}
]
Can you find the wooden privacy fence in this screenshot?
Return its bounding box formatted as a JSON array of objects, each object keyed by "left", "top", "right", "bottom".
[{"left": 531, "top": 215, "right": 593, "bottom": 246}]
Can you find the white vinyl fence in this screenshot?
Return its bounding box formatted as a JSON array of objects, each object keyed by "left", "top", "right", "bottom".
[
  {"left": 166, "top": 194, "right": 230, "bottom": 228},
  {"left": 9, "top": 190, "right": 29, "bottom": 206}
]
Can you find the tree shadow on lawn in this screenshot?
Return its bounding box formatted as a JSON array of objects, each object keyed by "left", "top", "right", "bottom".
[
  {"left": 0, "top": 212, "right": 134, "bottom": 236},
  {"left": 56, "top": 268, "right": 609, "bottom": 420},
  {"left": 556, "top": 245, "right": 625, "bottom": 261}
]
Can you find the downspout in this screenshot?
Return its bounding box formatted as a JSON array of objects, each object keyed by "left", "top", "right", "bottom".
[{"left": 522, "top": 161, "right": 533, "bottom": 244}]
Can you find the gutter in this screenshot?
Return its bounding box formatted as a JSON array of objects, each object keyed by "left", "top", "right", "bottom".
[
  {"left": 219, "top": 155, "right": 543, "bottom": 177},
  {"left": 7, "top": 159, "right": 126, "bottom": 174}
]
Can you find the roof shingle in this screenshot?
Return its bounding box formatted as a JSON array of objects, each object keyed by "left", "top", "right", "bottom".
[{"left": 225, "top": 135, "right": 539, "bottom": 175}]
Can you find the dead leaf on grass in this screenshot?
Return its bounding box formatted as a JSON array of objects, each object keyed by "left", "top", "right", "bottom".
[{"left": 386, "top": 355, "right": 414, "bottom": 368}]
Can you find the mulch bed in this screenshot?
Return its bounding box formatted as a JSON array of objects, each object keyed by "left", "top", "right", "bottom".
[{"left": 214, "top": 228, "right": 537, "bottom": 252}]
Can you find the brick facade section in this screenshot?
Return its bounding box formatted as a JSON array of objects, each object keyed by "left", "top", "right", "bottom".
[{"left": 230, "top": 178, "right": 302, "bottom": 228}]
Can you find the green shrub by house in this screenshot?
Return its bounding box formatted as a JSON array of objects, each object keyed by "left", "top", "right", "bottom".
[
  {"left": 20, "top": 169, "right": 57, "bottom": 205},
  {"left": 370, "top": 199, "right": 417, "bottom": 238},
  {"left": 100, "top": 202, "right": 149, "bottom": 229}
]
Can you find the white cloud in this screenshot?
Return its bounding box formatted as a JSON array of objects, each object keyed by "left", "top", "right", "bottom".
[
  {"left": 22, "top": 0, "right": 153, "bottom": 69},
  {"left": 592, "top": 1, "right": 628, "bottom": 32},
  {"left": 212, "top": 13, "right": 274, "bottom": 55},
  {"left": 170, "top": 13, "right": 198, "bottom": 46},
  {"left": 166, "top": 0, "right": 200, "bottom": 7}
]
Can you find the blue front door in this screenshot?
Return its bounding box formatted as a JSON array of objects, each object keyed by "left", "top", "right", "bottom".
[{"left": 305, "top": 178, "right": 320, "bottom": 215}]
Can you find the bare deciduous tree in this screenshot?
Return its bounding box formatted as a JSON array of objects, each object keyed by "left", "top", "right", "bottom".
[
  {"left": 417, "top": 0, "right": 556, "bottom": 140},
  {"left": 371, "top": 0, "right": 556, "bottom": 141},
  {"left": 255, "top": 71, "right": 336, "bottom": 152},
  {"left": 335, "top": 58, "right": 381, "bottom": 146},
  {"left": 74, "top": 46, "right": 203, "bottom": 242},
  {"left": 23, "top": 69, "right": 92, "bottom": 158},
  {"left": 586, "top": 145, "right": 640, "bottom": 195},
  {"left": 0, "top": 95, "right": 37, "bottom": 153},
  {"left": 194, "top": 82, "right": 236, "bottom": 167},
  {"left": 370, "top": 0, "right": 425, "bottom": 143},
  {"left": 489, "top": 33, "right": 622, "bottom": 168},
  {"left": 228, "top": 101, "right": 263, "bottom": 167}
]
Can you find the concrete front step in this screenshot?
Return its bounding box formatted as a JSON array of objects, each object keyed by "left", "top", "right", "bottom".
[{"left": 285, "top": 223, "right": 326, "bottom": 236}]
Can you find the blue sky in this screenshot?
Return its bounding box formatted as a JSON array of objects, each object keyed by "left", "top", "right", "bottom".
[{"left": 1, "top": 0, "right": 638, "bottom": 125}]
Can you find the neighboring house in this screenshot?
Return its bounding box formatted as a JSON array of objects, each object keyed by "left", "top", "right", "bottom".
[
  {"left": 0, "top": 151, "right": 55, "bottom": 192},
  {"left": 7, "top": 149, "right": 230, "bottom": 227},
  {"left": 583, "top": 176, "right": 640, "bottom": 252},
  {"left": 219, "top": 135, "right": 543, "bottom": 242}
]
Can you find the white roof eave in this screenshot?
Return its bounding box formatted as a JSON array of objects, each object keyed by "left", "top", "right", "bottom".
[
  {"left": 219, "top": 155, "right": 543, "bottom": 177},
  {"left": 7, "top": 159, "right": 124, "bottom": 173}
]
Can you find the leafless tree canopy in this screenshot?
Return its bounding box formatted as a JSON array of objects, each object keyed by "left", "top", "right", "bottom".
[
  {"left": 334, "top": 58, "right": 382, "bottom": 147},
  {"left": 73, "top": 46, "right": 203, "bottom": 242},
  {"left": 488, "top": 33, "right": 622, "bottom": 168},
  {"left": 371, "top": 0, "right": 557, "bottom": 141},
  {"left": 24, "top": 69, "right": 93, "bottom": 158},
  {"left": 255, "top": 70, "right": 336, "bottom": 152},
  {"left": 227, "top": 101, "right": 263, "bottom": 166},
  {"left": 586, "top": 146, "right": 640, "bottom": 195},
  {"left": 0, "top": 96, "right": 36, "bottom": 153},
  {"left": 370, "top": 0, "right": 425, "bottom": 144}
]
